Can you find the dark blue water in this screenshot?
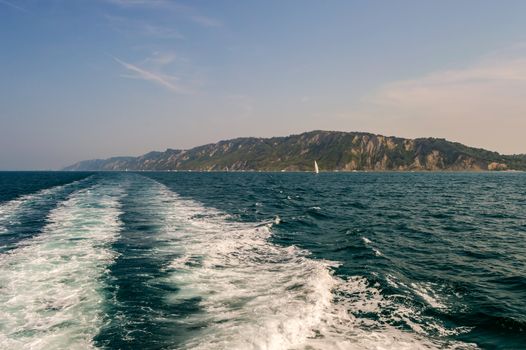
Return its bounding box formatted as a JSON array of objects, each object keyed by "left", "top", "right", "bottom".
[{"left": 0, "top": 171, "right": 525, "bottom": 349}]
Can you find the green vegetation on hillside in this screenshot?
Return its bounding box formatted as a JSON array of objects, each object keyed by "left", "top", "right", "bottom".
[{"left": 64, "top": 131, "right": 526, "bottom": 171}]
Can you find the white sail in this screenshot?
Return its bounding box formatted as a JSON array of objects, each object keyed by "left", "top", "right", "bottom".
[{"left": 314, "top": 160, "right": 319, "bottom": 174}]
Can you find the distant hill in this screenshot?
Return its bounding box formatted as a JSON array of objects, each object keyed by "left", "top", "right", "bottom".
[{"left": 64, "top": 131, "right": 526, "bottom": 171}]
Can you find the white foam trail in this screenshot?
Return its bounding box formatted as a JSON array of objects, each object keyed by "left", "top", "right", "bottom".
[
  {"left": 0, "top": 178, "right": 91, "bottom": 236},
  {"left": 411, "top": 282, "right": 447, "bottom": 310},
  {"left": 141, "top": 179, "right": 470, "bottom": 350},
  {"left": 361, "top": 237, "right": 383, "bottom": 256},
  {"left": 0, "top": 181, "right": 123, "bottom": 349},
  {"left": 378, "top": 276, "right": 474, "bottom": 340},
  {"left": 0, "top": 189, "right": 53, "bottom": 235}
]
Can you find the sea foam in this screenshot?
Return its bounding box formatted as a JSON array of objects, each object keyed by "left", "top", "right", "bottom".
[
  {"left": 140, "top": 178, "right": 463, "bottom": 350},
  {"left": 0, "top": 181, "right": 123, "bottom": 349},
  {"left": 0, "top": 177, "right": 91, "bottom": 239}
]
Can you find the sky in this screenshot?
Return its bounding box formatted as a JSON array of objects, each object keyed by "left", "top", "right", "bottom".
[{"left": 1, "top": 0, "right": 526, "bottom": 169}]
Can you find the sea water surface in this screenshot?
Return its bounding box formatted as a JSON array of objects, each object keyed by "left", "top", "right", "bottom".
[{"left": 0, "top": 171, "right": 525, "bottom": 349}]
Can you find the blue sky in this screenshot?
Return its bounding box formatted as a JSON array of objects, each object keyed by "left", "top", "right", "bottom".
[{"left": 1, "top": 0, "right": 526, "bottom": 169}]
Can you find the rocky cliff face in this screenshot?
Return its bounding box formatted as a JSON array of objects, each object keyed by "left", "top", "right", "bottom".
[{"left": 64, "top": 131, "right": 526, "bottom": 171}]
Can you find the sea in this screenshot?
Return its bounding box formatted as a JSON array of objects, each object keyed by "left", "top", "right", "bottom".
[{"left": 0, "top": 171, "right": 525, "bottom": 349}]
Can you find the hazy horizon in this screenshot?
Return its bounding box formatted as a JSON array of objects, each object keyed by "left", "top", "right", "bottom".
[{"left": 2, "top": 0, "right": 526, "bottom": 170}]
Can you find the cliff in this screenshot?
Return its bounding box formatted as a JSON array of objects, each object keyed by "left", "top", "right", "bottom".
[{"left": 64, "top": 131, "right": 526, "bottom": 171}]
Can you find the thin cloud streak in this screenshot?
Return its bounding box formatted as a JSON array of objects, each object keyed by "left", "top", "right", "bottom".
[
  {"left": 141, "top": 23, "right": 184, "bottom": 39},
  {"left": 104, "top": 0, "right": 223, "bottom": 28},
  {"left": 369, "top": 57, "right": 526, "bottom": 107},
  {"left": 190, "top": 15, "right": 223, "bottom": 28},
  {"left": 104, "top": 14, "right": 185, "bottom": 39},
  {"left": 113, "top": 56, "right": 186, "bottom": 93},
  {"left": 144, "top": 51, "right": 178, "bottom": 66},
  {"left": 104, "top": 0, "right": 170, "bottom": 8},
  {"left": 0, "top": 0, "right": 27, "bottom": 12},
  {"left": 352, "top": 49, "right": 526, "bottom": 154}
]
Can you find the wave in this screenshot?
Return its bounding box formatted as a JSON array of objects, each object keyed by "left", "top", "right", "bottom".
[
  {"left": 0, "top": 176, "right": 91, "bottom": 223},
  {"left": 0, "top": 174, "right": 480, "bottom": 349},
  {"left": 0, "top": 177, "right": 93, "bottom": 251},
  {"left": 141, "top": 178, "right": 467, "bottom": 350},
  {"left": 0, "top": 180, "right": 124, "bottom": 349}
]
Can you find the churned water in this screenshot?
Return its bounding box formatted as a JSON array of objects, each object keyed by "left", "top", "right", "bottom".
[{"left": 0, "top": 171, "right": 524, "bottom": 349}]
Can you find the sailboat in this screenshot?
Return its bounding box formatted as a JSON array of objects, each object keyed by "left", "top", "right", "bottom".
[{"left": 314, "top": 160, "right": 319, "bottom": 174}]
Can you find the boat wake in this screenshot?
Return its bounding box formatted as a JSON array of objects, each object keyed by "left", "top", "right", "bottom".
[
  {"left": 140, "top": 177, "right": 471, "bottom": 349},
  {"left": 0, "top": 180, "right": 124, "bottom": 349},
  {"left": 0, "top": 177, "right": 93, "bottom": 252},
  {"left": 0, "top": 174, "right": 477, "bottom": 349}
]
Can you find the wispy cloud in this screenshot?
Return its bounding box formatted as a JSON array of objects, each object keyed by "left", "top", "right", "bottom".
[
  {"left": 105, "top": 14, "right": 184, "bottom": 39},
  {"left": 369, "top": 57, "right": 526, "bottom": 110},
  {"left": 113, "top": 56, "right": 186, "bottom": 93},
  {"left": 141, "top": 23, "right": 184, "bottom": 39},
  {"left": 0, "top": 0, "right": 27, "bottom": 12},
  {"left": 189, "top": 15, "right": 223, "bottom": 28},
  {"left": 144, "top": 51, "right": 178, "bottom": 66},
  {"left": 104, "top": 0, "right": 171, "bottom": 8},
  {"left": 104, "top": 0, "right": 223, "bottom": 28},
  {"left": 352, "top": 45, "right": 526, "bottom": 153}
]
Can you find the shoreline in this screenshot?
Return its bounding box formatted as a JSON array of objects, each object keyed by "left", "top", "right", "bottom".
[{"left": 3, "top": 169, "right": 524, "bottom": 173}]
